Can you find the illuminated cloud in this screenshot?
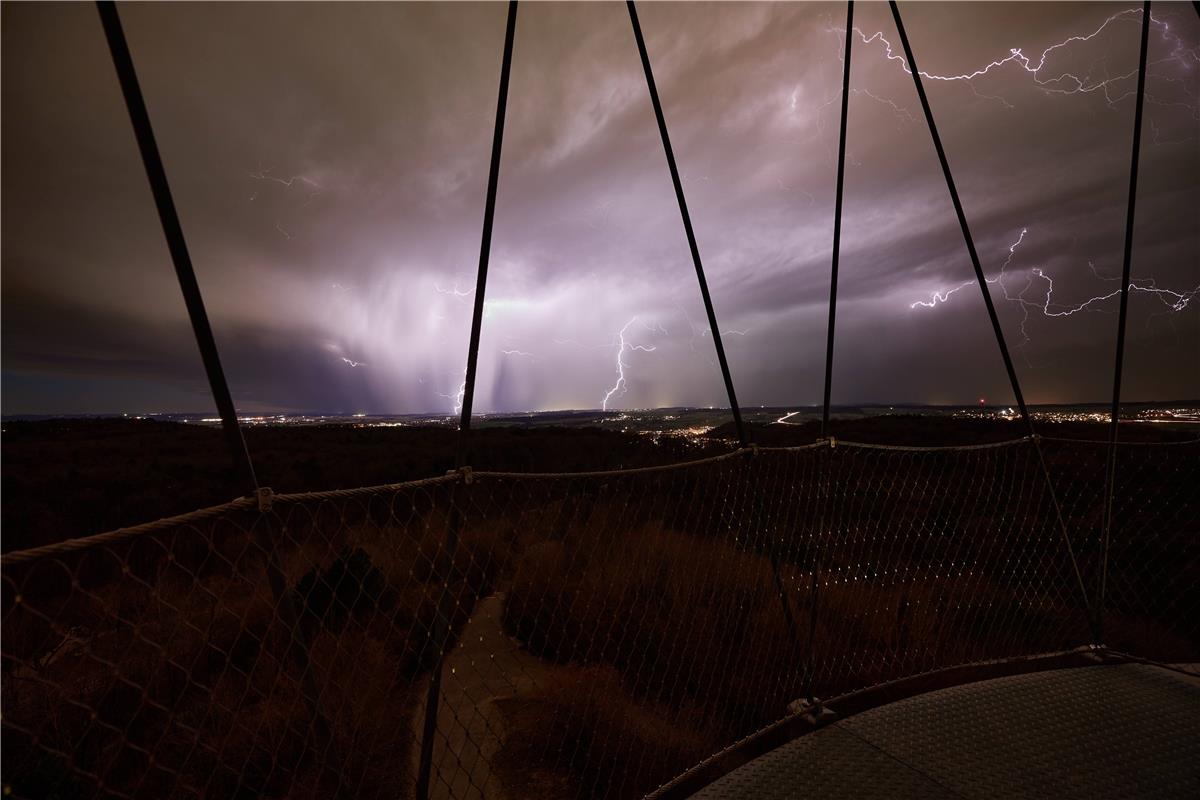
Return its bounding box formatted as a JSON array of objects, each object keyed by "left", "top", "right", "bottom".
[{"left": 2, "top": 2, "right": 1197, "bottom": 415}]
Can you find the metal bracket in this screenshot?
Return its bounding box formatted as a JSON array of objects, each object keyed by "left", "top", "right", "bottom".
[
  {"left": 1082, "top": 643, "right": 1111, "bottom": 663},
  {"left": 256, "top": 487, "right": 274, "bottom": 513},
  {"left": 786, "top": 697, "right": 838, "bottom": 727},
  {"left": 445, "top": 466, "right": 475, "bottom": 484}
]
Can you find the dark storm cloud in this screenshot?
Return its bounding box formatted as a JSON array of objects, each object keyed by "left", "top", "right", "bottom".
[
  {"left": 3, "top": 2, "right": 1197, "bottom": 415},
  {"left": 2, "top": 277, "right": 200, "bottom": 382}
]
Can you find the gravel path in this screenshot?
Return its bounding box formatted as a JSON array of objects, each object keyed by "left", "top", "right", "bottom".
[{"left": 412, "top": 592, "right": 555, "bottom": 800}]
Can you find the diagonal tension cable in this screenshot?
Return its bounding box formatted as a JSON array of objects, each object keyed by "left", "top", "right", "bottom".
[
  {"left": 889, "top": 1, "right": 1097, "bottom": 642},
  {"left": 95, "top": 0, "right": 336, "bottom": 766},
  {"left": 803, "top": 0, "right": 857, "bottom": 709},
  {"left": 96, "top": 1, "right": 257, "bottom": 497},
  {"left": 628, "top": 0, "right": 748, "bottom": 448},
  {"left": 1099, "top": 0, "right": 1152, "bottom": 642},
  {"left": 417, "top": 4, "right": 519, "bottom": 799},
  {"left": 821, "top": 0, "right": 855, "bottom": 439},
  {"left": 454, "top": 2, "right": 520, "bottom": 467}
]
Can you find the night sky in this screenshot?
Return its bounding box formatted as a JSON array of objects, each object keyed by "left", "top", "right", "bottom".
[{"left": 3, "top": 2, "right": 1197, "bottom": 416}]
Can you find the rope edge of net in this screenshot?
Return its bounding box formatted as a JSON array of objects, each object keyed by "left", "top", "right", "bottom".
[
  {"left": 469, "top": 435, "right": 1044, "bottom": 483},
  {"left": 0, "top": 472, "right": 461, "bottom": 567},
  {"left": 469, "top": 444, "right": 803, "bottom": 480},
  {"left": 1038, "top": 434, "right": 1200, "bottom": 447},
  {"left": 0, "top": 497, "right": 257, "bottom": 566},
  {"left": 5, "top": 433, "right": 1193, "bottom": 566},
  {"left": 817, "top": 436, "right": 1032, "bottom": 452}
]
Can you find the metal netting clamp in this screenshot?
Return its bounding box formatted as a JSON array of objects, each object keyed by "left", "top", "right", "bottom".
[
  {"left": 787, "top": 696, "right": 838, "bottom": 727},
  {"left": 255, "top": 487, "right": 274, "bottom": 513},
  {"left": 742, "top": 445, "right": 760, "bottom": 459},
  {"left": 827, "top": 436, "right": 838, "bottom": 449},
  {"left": 447, "top": 466, "right": 475, "bottom": 485}
]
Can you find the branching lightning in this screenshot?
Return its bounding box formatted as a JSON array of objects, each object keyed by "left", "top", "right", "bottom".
[
  {"left": 1029, "top": 270, "right": 1197, "bottom": 317},
  {"left": 602, "top": 317, "right": 659, "bottom": 411},
  {"left": 909, "top": 282, "right": 972, "bottom": 309},
  {"left": 849, "top": 8, "right": 1200, "bottom": 367},
  {"left": 248, "top": 167, "right": 324, "bottom": 201},
  {"left": 434, "top": 279, "right": 474, "bottom": 299},
  {"left": 437, "top": 372, "right": 467, "bottom": 416},
  {"left": 910, "top": 228, "right": 1029, "bottom": 310},
  {"left": 909, "top": 227, "right": 1199, "bottom": 360},
  {"left": 816, "top": 86, "right": 919, "bottom": 126},
  {"left": 248, "top": 166, "right": 324, "bottom": 239},
  {"left": 874, "top": 8, "right": 1193, "bottom": 114},
  {"left": 820, "top": 6, "right": 1198, "bottom": 127}
]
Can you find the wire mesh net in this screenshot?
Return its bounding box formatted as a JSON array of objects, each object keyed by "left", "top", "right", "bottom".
[
  {"left": 1040, "top": 437, "right": 1200, "bottom": 660},
  {"left": 1, "top": 476, "right": 458, "bottom": 799},
  {"left": 2, "top": 439, "right": 1197, "bottom": 799}
]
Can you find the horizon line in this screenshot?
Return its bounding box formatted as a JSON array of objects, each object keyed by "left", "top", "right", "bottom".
[{"left": 4, "top": 399, "right": 1198, "bottom": 423}]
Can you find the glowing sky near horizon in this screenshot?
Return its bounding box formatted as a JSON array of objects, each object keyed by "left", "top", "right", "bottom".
[{"left": 2, "top": 2, "right": 1197, "bottom": 416}]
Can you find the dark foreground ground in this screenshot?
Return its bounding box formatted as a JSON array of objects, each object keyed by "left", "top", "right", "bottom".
[
  {"left": 1, "top": 415, "right": 1195, "bottom": 799},
  {"left": 2, "top": 415, "right": 1193, "bottom": 553}
]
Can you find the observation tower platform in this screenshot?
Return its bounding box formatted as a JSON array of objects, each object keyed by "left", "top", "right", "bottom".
[{"left": 686, "top": 661, "right": 1200, "bottom": 799}]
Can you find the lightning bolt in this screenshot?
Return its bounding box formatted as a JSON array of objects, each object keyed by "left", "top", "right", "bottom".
[
  {"left": 677, "top": 304, "right": 703, "bottom": 353},
  {"left": 817, "top": 86, "right": 920, "bottom": 125},
  {"left": 340, "top": 357, "right": 366, "bottom": 368},
  {"left": 437, "top": 372, "right": 467, "bottom": 416},
  {"left": 910, "top": 228, "right": 1028, "bottom": 311},
  {"left": 909, "top": 282, "right": 973, "bottom": 309},
  {"left": 909, "top": 227, "right": 1199, "bottom": 362},
  {"left": 826, "top": 7, "right": 1198, "bottom": 121},
  {"left": 672, "top": 303, "right": 746, "bottom": 350},
  {"left": 643, "top": 320, "right": 670, "bottom": 337},
  {"left": 1029, "top": 270, "right": 1197, "bottom": 316},
  {"left": 248, "top": 167, "right": 323, "bottom": 199},
  {"left": 249, "top": 166, "right": 324, "bottom": 239},
  {"left": 602, "top": 317, "right": 658, "bottom": 411},
  {"left": 834, "top": 7, "right": 1196, "bottom": 357},
  {"left": 856, "top": 87, "right": 921, "bottom": 121},
  {"left": 434, "top": 279, "right": 474, "bottom": 299}
]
